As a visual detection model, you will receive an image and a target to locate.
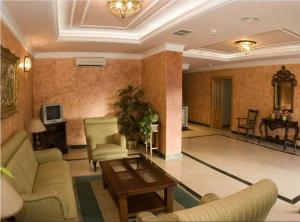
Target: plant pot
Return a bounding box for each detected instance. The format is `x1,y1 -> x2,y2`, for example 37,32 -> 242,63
127,140 -> 137,149
151,123 -> 159,132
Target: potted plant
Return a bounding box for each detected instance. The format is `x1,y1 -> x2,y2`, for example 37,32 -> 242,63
115,85 -> 149,148
138,108 -> 159,149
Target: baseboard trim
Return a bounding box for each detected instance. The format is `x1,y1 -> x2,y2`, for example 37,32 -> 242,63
188,120 -> 210,127
231,130 -> 300,149
164,152 -> 182,160
69,144 -> 86,149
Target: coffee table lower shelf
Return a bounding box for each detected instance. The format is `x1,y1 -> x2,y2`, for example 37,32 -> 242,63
127,192 -> 165,216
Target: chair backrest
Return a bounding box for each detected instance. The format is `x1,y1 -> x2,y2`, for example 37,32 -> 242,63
247,109 -> 259,128
1,130 -> 38,195
83,117 -> 118,146
174,179 -> 278,221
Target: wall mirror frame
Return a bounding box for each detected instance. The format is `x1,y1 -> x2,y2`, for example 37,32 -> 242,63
272,66 -> 297,112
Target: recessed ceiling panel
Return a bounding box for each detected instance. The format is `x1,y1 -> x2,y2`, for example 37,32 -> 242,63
202,29 -> 300,53
72,0 -> 172,30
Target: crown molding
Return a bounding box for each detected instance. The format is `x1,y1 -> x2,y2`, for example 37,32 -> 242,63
184,43 -> 300,62
183,49 -> 229,61
142,43 -> 185,59
1,2 -> 34,55
228,44 -> 300,61
187,56 -> 300,73
34,52 -> 142,59
56,0 -> 233,44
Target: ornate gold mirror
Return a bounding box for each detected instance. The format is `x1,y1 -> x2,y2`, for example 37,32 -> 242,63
272,66 -> 297,112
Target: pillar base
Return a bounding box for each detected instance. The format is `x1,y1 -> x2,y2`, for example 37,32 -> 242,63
164,153 -> 182,160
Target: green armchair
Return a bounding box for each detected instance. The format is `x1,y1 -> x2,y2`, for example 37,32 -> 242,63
83,117 -> 128,171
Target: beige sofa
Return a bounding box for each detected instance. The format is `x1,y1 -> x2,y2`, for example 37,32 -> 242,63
1,130 -> 78,222
137,179 -> 278,221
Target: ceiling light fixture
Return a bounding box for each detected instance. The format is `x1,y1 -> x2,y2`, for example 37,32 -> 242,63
235,40 -> 256,54
106,0 -> 143,19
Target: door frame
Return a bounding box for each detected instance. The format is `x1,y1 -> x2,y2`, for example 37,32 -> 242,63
211,76 -> 233,130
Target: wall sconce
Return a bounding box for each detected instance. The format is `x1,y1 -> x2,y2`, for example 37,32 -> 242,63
24,56 -> 32,72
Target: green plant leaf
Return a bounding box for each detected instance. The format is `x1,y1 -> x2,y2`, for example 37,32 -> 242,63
0,167 -> 13,178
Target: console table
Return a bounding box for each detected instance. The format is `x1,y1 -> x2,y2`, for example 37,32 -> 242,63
33,121 -> 68,154
259,118 -> 299,151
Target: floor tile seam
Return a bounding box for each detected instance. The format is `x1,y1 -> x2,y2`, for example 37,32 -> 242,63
181,151 -> 299,205
219,134 -> 300,156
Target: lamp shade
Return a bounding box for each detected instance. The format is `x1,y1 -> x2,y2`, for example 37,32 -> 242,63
1,176 -> 24,219
28,118 -> 46,133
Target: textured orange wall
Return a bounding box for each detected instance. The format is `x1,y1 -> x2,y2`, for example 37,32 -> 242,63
1,22 -> 34,144
185,64 -> 300,135
142,51 -> 182,157
34,58 -> 142,145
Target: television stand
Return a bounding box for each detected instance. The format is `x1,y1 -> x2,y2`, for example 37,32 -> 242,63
33,121 -> 68,154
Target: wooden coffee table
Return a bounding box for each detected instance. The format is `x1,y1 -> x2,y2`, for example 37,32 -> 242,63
100,156 -> 177,222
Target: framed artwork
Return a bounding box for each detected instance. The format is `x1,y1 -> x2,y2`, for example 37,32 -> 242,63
1,46 -> 19,119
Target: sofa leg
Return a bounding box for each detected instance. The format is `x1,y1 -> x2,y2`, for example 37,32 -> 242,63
93,161 -> 97,172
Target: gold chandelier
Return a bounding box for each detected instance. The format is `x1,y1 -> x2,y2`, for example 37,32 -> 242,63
106,0 -> 143,19
235,40 -> 256,54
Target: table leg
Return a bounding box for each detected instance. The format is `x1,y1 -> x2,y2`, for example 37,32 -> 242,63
164,187 -> 173,213
118,195 -> 128,222
259,121 -> 263,143
284,127 -> 289,150
102,173 -> 108,189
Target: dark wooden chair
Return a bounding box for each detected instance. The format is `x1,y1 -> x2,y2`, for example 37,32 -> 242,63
237,109 -> 259,140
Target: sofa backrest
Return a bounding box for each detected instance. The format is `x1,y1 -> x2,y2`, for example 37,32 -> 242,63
174,179 -> 278,221
1,130 -> 38,194
84,117 -> 118,146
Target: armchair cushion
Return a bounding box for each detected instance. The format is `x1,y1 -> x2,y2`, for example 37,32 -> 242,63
93,144 -> 128,156
111,133 -> 126,148
34,149 -> 63,164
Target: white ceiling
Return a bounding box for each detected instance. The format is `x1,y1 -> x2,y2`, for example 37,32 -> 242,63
2,0 -> 300,71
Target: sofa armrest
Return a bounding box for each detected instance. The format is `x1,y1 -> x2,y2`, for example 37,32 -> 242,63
34,148 -> 62,164
112,133 -> 126,148
19,191 -> 75,221
86,135 -> 96,150
137,211 -> 178,222
199,193 -> 220,205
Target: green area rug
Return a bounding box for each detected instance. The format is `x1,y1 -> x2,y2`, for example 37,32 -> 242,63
74,175 -> 199,222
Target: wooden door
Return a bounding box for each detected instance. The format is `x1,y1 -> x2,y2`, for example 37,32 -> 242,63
212,78 -> 223,129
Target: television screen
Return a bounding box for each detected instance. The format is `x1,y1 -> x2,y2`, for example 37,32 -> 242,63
46,105 -> 61,120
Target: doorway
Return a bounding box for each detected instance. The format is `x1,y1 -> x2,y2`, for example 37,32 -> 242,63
211,77 -> 232,130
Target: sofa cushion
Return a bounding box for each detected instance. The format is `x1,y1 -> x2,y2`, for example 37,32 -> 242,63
93,144 -> 128,155
5,138 -> 38,194
33,160 -> 77,219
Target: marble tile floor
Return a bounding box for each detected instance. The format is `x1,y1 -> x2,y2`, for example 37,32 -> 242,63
66,124 -> 300,221
184,123 -> 300,155
182,135 -> 300,200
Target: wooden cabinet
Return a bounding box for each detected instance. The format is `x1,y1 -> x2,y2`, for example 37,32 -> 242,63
33,121 -> 68,154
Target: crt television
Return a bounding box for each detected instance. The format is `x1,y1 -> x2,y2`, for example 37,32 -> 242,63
40,104 -> 64,124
